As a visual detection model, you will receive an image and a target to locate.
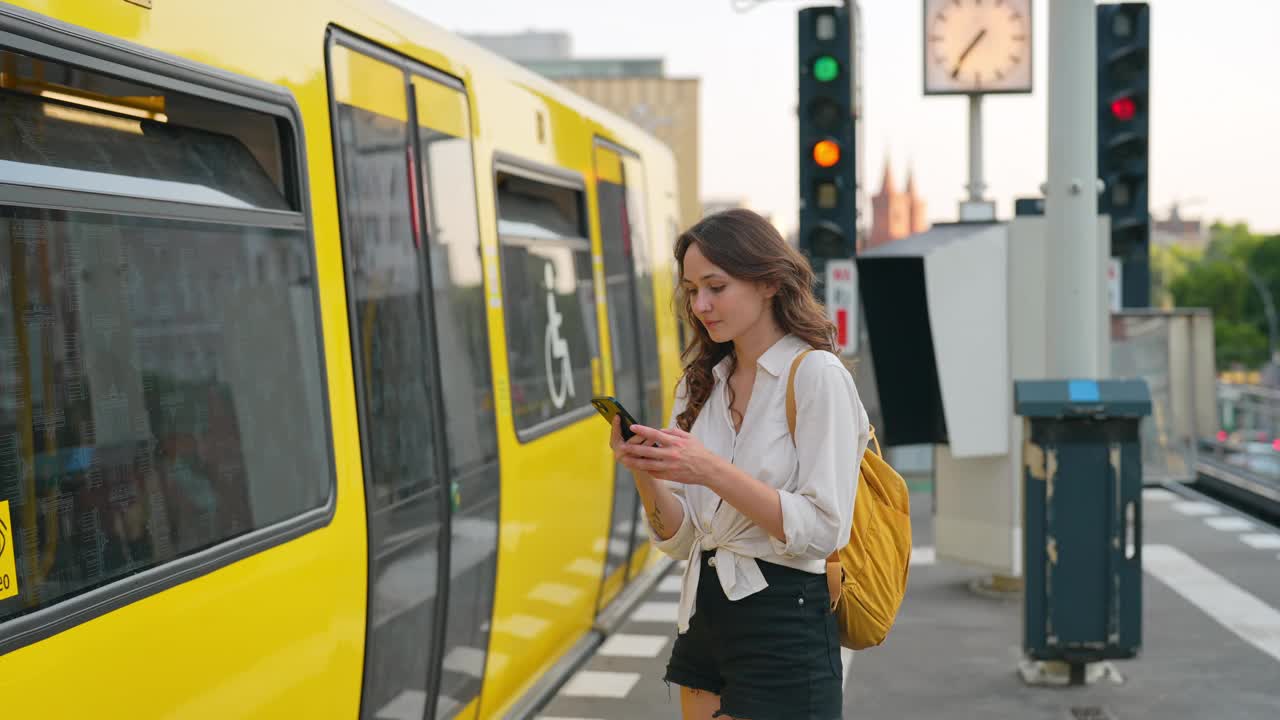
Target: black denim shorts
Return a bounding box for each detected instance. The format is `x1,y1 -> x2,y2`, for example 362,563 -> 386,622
664,551 -> 843,720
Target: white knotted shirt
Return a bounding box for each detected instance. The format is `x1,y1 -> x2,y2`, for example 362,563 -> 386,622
647,334 -> 868,634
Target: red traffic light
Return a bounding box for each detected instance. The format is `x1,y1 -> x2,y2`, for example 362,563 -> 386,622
1110,96 -> 1136,122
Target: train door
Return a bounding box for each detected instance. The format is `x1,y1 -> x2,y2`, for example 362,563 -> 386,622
407,73 -> 501,720
329,33 -> 500,720
593,142 -> 663,606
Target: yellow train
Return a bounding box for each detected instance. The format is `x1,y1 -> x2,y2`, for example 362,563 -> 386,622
0,1 -> 683,717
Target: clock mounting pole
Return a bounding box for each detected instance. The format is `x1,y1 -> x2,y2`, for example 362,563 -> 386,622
959,90 -> 995,221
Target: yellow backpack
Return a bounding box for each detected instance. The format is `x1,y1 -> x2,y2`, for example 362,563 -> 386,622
786,350 -> 912,650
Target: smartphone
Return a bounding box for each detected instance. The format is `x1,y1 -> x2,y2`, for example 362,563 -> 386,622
592,395 -> 640,441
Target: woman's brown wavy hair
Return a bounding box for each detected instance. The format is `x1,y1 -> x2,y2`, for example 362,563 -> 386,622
673,208 -> 837,432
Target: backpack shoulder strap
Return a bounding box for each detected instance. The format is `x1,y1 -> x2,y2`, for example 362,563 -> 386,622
786,348 -> 843,571
785,349 -> 817,442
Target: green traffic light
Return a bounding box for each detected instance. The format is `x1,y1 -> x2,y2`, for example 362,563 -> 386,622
812,55 -> 839,83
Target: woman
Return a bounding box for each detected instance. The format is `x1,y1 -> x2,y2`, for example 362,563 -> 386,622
611,208 -> 869,720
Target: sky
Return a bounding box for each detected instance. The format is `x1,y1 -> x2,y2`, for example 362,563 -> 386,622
394,0 -> 1280,236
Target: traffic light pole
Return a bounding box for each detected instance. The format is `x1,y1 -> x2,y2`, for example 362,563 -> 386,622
1046,0 -> 1105,378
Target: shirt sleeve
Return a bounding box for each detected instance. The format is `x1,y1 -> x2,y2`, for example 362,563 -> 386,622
647,378 -> 696,559
770,352 -> 868,560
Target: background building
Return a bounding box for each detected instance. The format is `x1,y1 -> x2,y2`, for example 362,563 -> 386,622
866,158 -> 928,250
1152,202 -> 1209,251
466,30 -> 701,231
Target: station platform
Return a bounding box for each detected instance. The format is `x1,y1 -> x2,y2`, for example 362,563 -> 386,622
534,483 -> 1280,719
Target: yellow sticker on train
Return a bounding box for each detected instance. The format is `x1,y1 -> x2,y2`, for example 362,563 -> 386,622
0,500 -> 18,600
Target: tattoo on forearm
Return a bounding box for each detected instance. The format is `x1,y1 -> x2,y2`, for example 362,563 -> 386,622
648,506 -> 665,534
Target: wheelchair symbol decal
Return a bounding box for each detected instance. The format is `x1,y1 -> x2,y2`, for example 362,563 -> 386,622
0,500 -> 17,599
544,263 -> 576,410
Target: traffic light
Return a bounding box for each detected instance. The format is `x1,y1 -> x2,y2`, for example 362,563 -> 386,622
798,5 -> 856,282
1097,2 -> 1150,308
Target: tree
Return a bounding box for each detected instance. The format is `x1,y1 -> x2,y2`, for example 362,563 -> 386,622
1167,222 -> 1280,370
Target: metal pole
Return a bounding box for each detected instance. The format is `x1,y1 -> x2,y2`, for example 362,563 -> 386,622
967,94 -> 984,202
1046,0 -> 1101,378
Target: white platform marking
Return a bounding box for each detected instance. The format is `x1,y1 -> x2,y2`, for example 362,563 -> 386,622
910,546 -> 936,566
1172,501 -> 1220,517
482,650 -> 510,676
375,689 -> 426,720
442,645 -> 486,678
435,695 -> 460,717
566,557 -> 599,577
599,633 -> 669,658
658,575 -> 683,594
528,582 -> 583,607
560,670 -> 641,698
494,614 -> 549,640
1142,487 -> 1178,502
631,601 -> 679,624
1143,544 -> 1280,663
1240,533 -> 1280,550
592,537 -> 632,556
1205,516 -> 1256,533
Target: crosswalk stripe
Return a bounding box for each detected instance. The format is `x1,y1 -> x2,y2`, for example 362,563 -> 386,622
561,670 -> 641,698
1240,533 -> 1280,550
1172,500 -> 1219,517
657,575 -> 682,594
1144,544 -> 1280,663
1205,516 -> 1255,532
1142,487 -> 1178,502
631,601 -> 679,624
599,633 -> 669,658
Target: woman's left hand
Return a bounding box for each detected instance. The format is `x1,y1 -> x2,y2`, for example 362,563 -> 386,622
618,425 -> 724,487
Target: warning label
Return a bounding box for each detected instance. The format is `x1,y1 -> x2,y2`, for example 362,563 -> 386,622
0,500 -> 17,600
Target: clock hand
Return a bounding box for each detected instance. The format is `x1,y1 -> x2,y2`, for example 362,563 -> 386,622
951,28 -> 988,79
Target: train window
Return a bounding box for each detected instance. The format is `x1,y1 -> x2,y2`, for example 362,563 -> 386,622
411,77 -> 498,473
495,170 -> 599,438
0,51 -> 329,629
0,49 -> 295,210
620,155 -> 663,430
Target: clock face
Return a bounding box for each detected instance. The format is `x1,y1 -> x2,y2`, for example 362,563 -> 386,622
923,0 -> 1033,95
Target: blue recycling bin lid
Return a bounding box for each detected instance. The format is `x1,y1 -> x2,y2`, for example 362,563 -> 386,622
1014,379 -> 1151,418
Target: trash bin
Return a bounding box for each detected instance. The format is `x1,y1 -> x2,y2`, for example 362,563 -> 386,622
1015,379 -> 1151,682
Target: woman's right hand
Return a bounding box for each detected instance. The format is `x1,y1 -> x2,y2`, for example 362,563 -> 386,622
610,415 -> 650,469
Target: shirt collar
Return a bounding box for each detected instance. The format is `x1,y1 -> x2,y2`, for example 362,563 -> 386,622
711,334 -> 809,382
757,334 -> 810,377
712,354 -> 733,382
